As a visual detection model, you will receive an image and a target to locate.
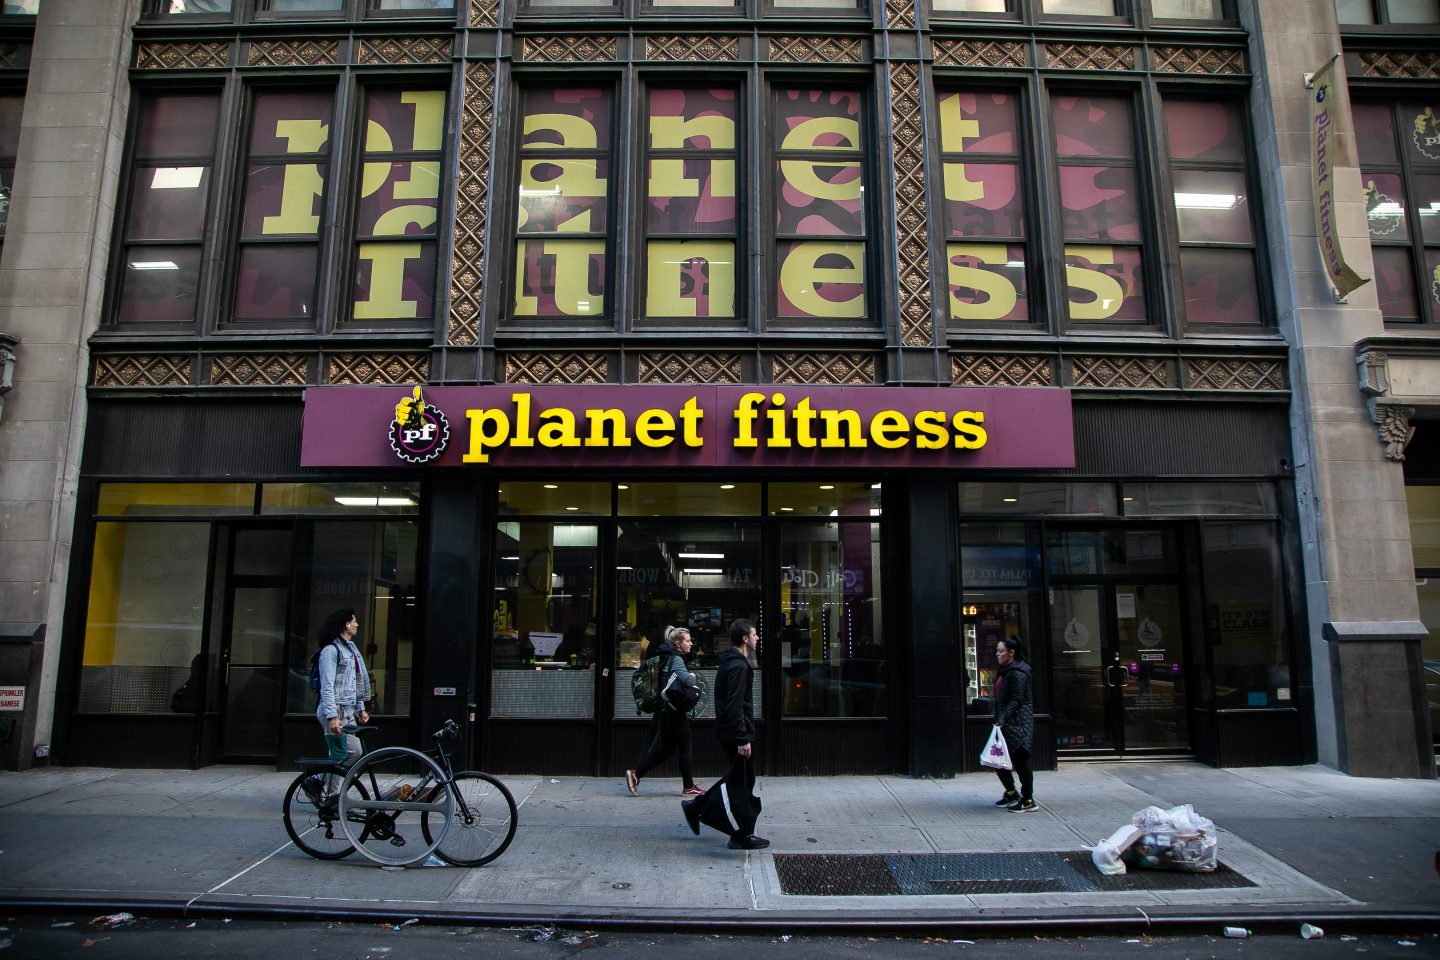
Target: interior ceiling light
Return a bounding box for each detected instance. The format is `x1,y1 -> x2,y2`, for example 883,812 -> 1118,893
1174,192 -> 1240,209
544,484 -> 558,489
683,568 -> 722,574
819,484 -> 835,490
678,552 -> 724,559
334,496 -> 416,507
720,484 -> 735,490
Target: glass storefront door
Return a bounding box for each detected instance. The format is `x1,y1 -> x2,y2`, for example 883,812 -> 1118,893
219,527 -> 291,760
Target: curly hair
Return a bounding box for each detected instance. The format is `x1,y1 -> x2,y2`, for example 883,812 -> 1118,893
317,608 -> 356,647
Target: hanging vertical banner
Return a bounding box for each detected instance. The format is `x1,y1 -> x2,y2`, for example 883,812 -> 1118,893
1310,56 -> 1369,299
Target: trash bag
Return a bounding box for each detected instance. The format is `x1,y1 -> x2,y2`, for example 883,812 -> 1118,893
1124,803 -> 1218,872
1091,823 -> 1145,876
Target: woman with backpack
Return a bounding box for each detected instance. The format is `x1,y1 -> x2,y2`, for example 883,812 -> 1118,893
314,607 -> 371,765
625,626 -> 703,797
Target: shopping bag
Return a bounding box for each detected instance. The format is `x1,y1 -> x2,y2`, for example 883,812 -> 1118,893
979,726 -> 1013,771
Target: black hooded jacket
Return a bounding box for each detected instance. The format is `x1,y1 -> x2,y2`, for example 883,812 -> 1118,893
993,660 -> 1034,753
713,646 -> 755,743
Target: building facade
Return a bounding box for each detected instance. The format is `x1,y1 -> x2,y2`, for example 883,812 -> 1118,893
0,0 -> 1432,778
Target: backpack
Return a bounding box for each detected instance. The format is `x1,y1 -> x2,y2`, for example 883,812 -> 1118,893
308,639 -> 343,695
631,654 -> 665,715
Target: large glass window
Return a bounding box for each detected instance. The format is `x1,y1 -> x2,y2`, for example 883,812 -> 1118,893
1202,522 -> 1291,709
1338,0 -> 1440,23
233,90 -> 333,324
116,93 -> 220,325
941,90 -> 1030,324
772,88 -> 869,325
644,87 -> 739,323
512,87 -> 612,320
960,521 -> 1042,710
491,522 -> 598,717
1163,97 -> 1261,325
959,481 -> 1117,515
1355,99 -> 1440,324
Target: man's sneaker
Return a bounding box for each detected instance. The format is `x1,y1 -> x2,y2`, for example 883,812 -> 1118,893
994,790 -> 1019,807
624,769 -> 639,797
1008,797 -> 1039,813
681,798 -> 701,835
301,774 -> 325,806
727,834 -> 770,850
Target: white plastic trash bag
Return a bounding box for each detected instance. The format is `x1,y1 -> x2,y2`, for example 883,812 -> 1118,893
1125,803 -> 1218,873
979,726 -> 1012,771
1091,823 -> 1145,876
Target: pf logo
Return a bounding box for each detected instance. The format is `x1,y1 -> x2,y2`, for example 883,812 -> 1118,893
389,386 -> 451,464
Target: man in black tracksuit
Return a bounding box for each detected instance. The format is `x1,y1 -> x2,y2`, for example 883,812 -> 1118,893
682,617 -> 767,849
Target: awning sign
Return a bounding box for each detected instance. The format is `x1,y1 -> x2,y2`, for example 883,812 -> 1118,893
1310,57 -> 1369,300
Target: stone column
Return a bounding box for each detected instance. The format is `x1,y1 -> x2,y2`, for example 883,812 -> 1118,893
1240,0 -> 1433,777
0,0 -> 136,768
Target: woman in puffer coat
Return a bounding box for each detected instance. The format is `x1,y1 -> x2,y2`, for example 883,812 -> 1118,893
992,634 -> 1037,812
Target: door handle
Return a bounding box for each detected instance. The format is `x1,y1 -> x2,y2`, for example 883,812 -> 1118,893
1105,664 -> 1128,688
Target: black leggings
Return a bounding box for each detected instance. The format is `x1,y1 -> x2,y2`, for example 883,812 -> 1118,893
994,741 -> 1033,800
635,708 -> 695,788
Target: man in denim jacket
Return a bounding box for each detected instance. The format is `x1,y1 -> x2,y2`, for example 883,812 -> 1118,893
315,607 -> 372,764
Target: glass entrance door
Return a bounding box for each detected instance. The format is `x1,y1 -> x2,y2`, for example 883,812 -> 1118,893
1050,582 -> 1188,755
219,528 -> 291,760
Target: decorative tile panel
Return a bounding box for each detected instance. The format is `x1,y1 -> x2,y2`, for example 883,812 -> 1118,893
638,353 -> 742,384
647,36 -> 740,62
1151,46 -> 1245,75
210,354 -> 309,387
504,352 -> 608,384
890,62 -> 932,348
357,36 -> 452,66
450,61 -> 495,347
1185,358 -> 1285,391
0,42 -> 32,70
92,355 -> 191,388
520,36 -> 618,63
247,39 -> 340,68
768,36 -> 863,64
1356,50 -> 1440,80
135,41 -> 229,70
469,0 -> 499,27
886,0 -> 916,30
326,353 -> 428,385
952,354 -> 1053,387
1045,43 -> 1136,71
1071,356 -> 1168,389
933,39 -> 1027,69
771,353 -> 876,385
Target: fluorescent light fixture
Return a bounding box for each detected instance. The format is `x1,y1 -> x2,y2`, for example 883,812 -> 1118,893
565,506 -> 579,511
519,186 -> 562,196
779,506 -> 794,512
334,496 -> 417,507
720,484 -> 735,490
683,568 -> 722,574
1002,497 -> 1018,503
830,509 -> 839,517
819,484 -> 835,490
617,484 -> 629,490
1369,202 -> 1404,217
616,566 -> 633,571
130,260 -> 179,271
151,166 -> 204,190
544,484 -> 558,489
1005,261 -> 1025,269
871,483 -> 882,489
501,556 -> 519,561
1174,192 -> 1240,210
678,552 -> 724,559
869,508 -> 881,516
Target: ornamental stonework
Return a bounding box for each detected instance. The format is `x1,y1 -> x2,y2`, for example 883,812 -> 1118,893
520,36 -> 618,63
771,353 -> 875,386
886,0 -> 916,30
135,41 -> 230,70
768,36 -> 863,64
247,39 -> 340,68
505,352 -> 608,384
92,355 -> 191,388
357,36 -> 452,66
1071,356 -> 1168,389
449,61 -> 495,347
326,353 -> 428,385
469,0 -> 499,27
1045,43 -> 1136,71
1357,50 -> 1440,79
952,354 -> 1053,387
933,39 -> 1026,69
210,354 -> 310,387
638,353 -> 742,384
647,36 -> 740,62
890,61 -> 932,348
1152,46 -> 1246,76
1186,358 -> 1285,392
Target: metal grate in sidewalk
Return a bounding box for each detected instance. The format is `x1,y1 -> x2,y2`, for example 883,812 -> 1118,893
773,853 -> 1257,897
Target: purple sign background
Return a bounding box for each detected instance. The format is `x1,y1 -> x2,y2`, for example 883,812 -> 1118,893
301,385 -> 1075,469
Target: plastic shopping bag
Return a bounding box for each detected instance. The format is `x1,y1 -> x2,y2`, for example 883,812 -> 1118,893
979,726 -> 1013,771
1091,823 -> 1144,876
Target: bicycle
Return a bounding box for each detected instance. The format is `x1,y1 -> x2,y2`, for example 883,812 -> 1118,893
282,720 -> 517,868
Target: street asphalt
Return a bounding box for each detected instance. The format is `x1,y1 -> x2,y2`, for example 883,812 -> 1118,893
0,761 -> 1435,933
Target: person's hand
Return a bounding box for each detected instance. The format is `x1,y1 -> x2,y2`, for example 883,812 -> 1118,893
738,742 -> 752,758
327,716 -> 342,734
358,709 -> 369,723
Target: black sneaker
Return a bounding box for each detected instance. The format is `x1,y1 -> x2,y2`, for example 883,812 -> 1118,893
681,797 -> 701,836
994,790 -> 1019,808
301,774 -> 325,806
1008,797 -> 1038,813
727,834 -> 770,850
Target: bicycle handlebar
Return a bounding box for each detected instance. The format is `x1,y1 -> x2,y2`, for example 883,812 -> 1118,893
433,719 -> 459,740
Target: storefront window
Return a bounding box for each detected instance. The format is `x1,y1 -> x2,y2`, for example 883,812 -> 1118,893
97,482 -> 255,516
261,480 -> 419,514
498,481 -> 610,516
960,521 -> 1041,710
1122,481 -> 1276,516
1047,527 -> 1177,576
79,521 -> 210,713
1202,522 -> 1291,709
617,482 -> 759,517
959,481 -> 1116,515
780,521 -> 884,717
768,481 -> 879,517
612,520 -> 761,718
491,521 -> 598,717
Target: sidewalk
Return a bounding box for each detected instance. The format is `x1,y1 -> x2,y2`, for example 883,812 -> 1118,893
0,762 -> 1435,931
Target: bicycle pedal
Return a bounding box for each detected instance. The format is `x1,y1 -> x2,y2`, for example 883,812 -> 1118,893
389,835 -> 407,847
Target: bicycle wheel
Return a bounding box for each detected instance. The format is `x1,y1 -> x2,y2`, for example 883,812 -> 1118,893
338,746 -> 454,867
422,772 -> 519,867
282,770 -> 368,860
